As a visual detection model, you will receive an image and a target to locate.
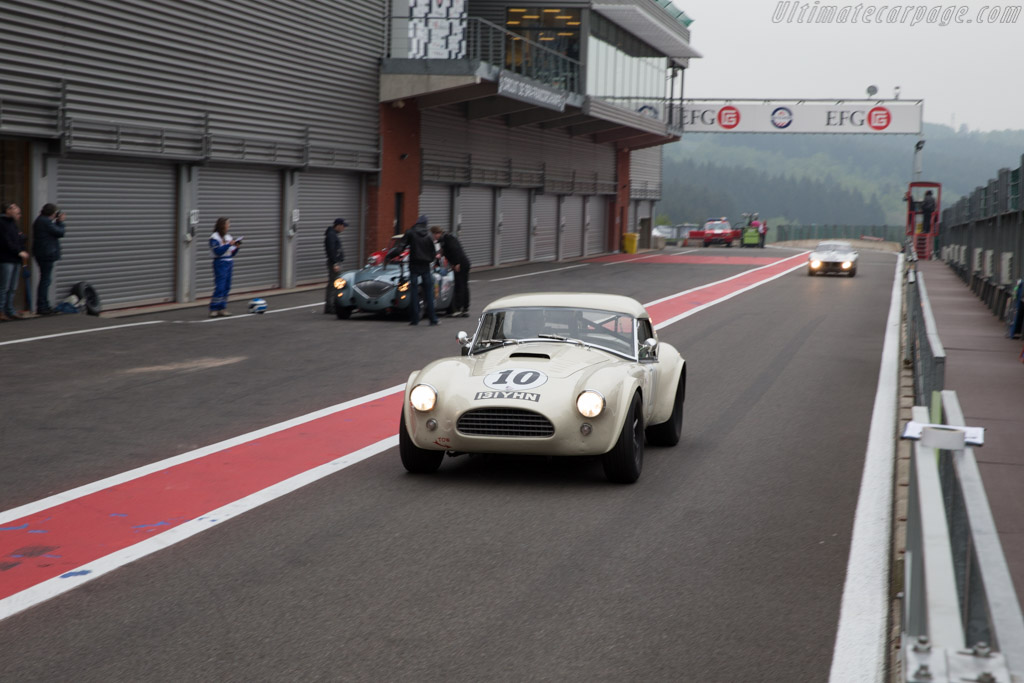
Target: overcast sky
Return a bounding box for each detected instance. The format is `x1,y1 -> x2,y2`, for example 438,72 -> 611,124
679,0 -> 1022,132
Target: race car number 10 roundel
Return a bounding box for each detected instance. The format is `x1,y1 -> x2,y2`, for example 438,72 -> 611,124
483,369 -> 548,391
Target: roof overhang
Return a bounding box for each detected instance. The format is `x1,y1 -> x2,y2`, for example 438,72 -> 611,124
592,0 -> 703,60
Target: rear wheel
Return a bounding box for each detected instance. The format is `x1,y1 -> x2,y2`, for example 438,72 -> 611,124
603,393 -> 643,484
399,411 -> 444,473
646,377 -> 684,447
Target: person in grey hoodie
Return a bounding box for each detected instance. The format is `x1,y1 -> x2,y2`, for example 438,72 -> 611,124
31,203 -> 67,315
388,215 -> 439,326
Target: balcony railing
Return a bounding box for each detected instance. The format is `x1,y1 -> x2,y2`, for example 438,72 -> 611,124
386,15 -> 581,94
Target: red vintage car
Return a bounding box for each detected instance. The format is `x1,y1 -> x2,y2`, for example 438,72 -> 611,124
689,218 -> 740,248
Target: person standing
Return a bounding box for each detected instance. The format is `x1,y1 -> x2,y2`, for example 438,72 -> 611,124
208,217 -> 241,318
389,214 -> 439,326
757,220 -> 768,249
324,217 -> 348,314
0,202 -> 30,321
31,203 -> 67,315
921,190 -> 936,233
430,225 -> 471,317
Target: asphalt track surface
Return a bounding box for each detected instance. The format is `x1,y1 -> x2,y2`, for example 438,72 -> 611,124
0,246 -> 898,682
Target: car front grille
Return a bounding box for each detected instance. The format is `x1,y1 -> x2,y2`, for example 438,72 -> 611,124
355,280 -> 394,298
457,408 -> 555,438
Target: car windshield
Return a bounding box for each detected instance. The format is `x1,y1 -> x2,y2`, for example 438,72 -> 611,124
472,307 -> 636,357
703,221 -> 730,230
816,241 -> 851,251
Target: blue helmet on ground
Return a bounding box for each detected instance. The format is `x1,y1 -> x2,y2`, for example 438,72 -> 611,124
248,298 -> 268,314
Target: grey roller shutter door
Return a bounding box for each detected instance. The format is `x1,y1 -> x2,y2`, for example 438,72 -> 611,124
561,195 -> 584,259
587,196 -> 608,256
458,186 -> 494,267
499,189 -> 529,264
534,194 -> 558,262
196,165 -> 281,297
55,157 -> 176,307
296,170 -> 360,284
420,185 -> 453,233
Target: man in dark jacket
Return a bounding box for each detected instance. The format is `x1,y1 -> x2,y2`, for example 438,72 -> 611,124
389,215 -> 439,326
920,190 -> 936,233
324,217 -> 347,314
430,225 -> 471,317
32,203 -> 67,315
1,202 -> 30,321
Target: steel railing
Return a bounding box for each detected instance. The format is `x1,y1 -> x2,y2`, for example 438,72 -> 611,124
905,269 -> 947,408
386,15 -> 581,94
903,398 -> 1024,682
901,265 -> 1024,682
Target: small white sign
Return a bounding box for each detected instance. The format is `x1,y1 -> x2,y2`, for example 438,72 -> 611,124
902,420 -> 984,447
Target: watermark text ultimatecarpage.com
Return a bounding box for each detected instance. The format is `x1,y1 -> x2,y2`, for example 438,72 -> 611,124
772,2 -> 1021,25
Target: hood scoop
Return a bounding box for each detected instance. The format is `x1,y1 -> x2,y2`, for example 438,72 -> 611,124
509,352 -> 550,359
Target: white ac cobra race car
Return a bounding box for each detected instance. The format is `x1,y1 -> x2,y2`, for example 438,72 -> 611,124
399,293 -> 686,483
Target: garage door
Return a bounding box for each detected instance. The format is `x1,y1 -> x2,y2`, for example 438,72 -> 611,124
420,184 -> 453,233
458,186 -> 494,267
560,195 -> 584,259
586,196 -> 608,256
55,157 -> 176,307
196,166 -> 282,297
296,170 -> 360,284
499,188 -> 529,264
533,194 -> 558,262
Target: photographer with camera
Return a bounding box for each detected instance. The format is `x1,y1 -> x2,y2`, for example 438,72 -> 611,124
31,203 -> 67,315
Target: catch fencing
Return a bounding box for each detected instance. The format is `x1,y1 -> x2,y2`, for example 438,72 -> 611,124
772,224 -> 904,243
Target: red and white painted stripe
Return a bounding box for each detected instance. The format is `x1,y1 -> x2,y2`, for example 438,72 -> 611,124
0,253 -> 807,620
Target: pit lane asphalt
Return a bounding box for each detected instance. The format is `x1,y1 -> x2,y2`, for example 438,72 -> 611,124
0,246 -> 898,681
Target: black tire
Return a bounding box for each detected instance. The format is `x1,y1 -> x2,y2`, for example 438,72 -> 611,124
71,282 -> 102,315
602,392 -> 643,484
848,268 -> 857,278
807,268 -> 815,277
702,241 -> 709,248
399,411 -> 443,474
646,376 -> 684,447
335,305 -> 353,320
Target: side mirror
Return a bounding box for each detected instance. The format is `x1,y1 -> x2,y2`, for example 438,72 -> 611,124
640,338 -> 658,358
457,331 -> 471,347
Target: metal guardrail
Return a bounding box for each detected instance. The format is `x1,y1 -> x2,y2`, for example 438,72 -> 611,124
386,15 -> 581,94
773,224 -> 904,243
905,270 -> 947,407
901,269 -> 1024,682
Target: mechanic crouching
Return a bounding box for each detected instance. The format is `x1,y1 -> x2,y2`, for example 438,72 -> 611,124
388,214 -> 440,326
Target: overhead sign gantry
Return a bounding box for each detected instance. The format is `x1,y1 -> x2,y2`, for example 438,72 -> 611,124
680,99 -> 922,134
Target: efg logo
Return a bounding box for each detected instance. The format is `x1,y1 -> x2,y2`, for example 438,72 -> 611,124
770,106 -> 793,129
717,106 -> 740,129
867,106 -> 892,131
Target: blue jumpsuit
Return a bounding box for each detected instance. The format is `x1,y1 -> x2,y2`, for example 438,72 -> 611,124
209,232 -> 239,312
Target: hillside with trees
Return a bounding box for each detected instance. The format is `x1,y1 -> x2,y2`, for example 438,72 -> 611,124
658,123 -> 1024,227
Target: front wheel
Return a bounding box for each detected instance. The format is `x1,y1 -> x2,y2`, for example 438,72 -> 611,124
335,305 -> 353,320
603,393 -> 643,484
399,411 -> 444,473
848,268 -> 857,277
646,377 -> 684,447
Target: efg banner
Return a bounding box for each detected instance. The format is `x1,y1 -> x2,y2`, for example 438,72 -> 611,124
679,99 -> 922,134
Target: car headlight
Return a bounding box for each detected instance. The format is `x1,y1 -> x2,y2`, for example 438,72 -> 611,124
409,384 -> 437,412
576,390 -> 605,418
810,260 -> 822,269
334,277 -> 347,290
841,261 -> 852,269
398,281 -> 410,292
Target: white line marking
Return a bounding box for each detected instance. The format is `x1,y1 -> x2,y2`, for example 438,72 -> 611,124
486,264 -> 588,282
651,255 -> 810,329
602,253 -> 664,266
828,255 -> 903,683
0,435 -> 398,622
192,301 -> 321,322
0,383 -> 405,526
0,320 -> 165,347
